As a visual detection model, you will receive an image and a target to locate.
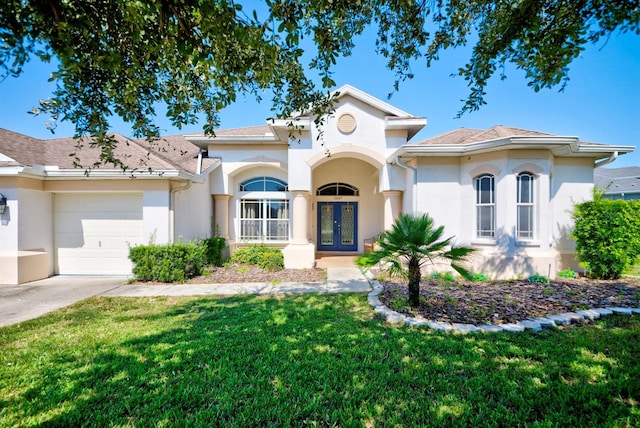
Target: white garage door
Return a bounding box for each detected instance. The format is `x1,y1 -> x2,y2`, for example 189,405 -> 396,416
54,193 -> 144,275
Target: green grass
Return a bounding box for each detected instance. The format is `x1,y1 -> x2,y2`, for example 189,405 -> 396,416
624,257 -> 640,276
1,294 -> 639,427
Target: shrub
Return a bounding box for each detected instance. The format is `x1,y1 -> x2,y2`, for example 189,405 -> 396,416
429,271 -> 456,281
470,272 -> 489,282
229,245 -> 284,271
201,237 -> 226,266
557,268 -> 577,279
572,195 -> 640,279
129,241 -> 206,283
528,273 -> 548,284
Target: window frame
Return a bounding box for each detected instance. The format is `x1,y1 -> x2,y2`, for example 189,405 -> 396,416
516,172 -> 535,240
474,174 -> 495,239
238,176 -> 290,242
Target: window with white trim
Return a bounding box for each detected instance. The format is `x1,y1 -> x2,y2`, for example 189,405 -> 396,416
475,174 -> 495,238
239,177 -> 289,241
516,172 -> 535,239
239,176 -> 288,192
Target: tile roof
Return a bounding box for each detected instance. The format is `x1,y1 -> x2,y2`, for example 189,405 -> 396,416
414,125 -> 552,146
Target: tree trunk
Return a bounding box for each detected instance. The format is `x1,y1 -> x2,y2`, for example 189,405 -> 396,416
407,257 -> 421,307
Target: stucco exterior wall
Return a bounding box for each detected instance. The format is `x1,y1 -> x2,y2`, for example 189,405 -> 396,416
551,157 -> 595,269
416,157 -> 462,241
173,178 -> 213,242
0,178 -> 51,283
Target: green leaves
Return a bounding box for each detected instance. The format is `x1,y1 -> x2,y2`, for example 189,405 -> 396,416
357,213 -> 475,306
2,1 -> 638,167
571,198 -> 640,279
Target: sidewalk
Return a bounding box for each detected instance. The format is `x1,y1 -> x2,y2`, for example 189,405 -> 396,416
0,268 -> 371,327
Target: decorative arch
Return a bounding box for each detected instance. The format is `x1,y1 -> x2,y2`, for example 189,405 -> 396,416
306,143 -> 385,170
468,164 -> 501,179
512,162 -> 544,176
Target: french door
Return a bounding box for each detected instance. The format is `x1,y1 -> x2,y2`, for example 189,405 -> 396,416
317,202 -> 358,252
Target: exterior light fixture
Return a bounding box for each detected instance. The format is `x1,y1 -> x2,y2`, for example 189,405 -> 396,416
0,193 -> 7,214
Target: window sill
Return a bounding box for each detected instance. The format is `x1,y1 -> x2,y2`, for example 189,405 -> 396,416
515,240 -> 541,247
471,238 -> 496,246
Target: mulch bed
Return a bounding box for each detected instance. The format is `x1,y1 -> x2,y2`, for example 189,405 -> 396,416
187,263 -> 327,284
378,275 -> 640,325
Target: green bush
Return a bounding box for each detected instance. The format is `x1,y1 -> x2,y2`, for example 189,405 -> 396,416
201,237 -> 226,266
470,272 -> 489,282
229,245 -> 284,271
557,268 -> 577,279
572,195 -> 640,279
129,242 -> 206,283
528,273 -> 548,284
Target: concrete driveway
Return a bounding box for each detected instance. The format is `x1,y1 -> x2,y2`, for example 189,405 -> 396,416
0,276 -> 127,328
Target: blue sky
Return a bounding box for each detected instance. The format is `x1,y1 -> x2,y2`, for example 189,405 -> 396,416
0,27 -> 638,167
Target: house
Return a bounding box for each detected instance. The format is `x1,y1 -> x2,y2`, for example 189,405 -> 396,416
0,85 -> 634,284
594,166 -> 640,200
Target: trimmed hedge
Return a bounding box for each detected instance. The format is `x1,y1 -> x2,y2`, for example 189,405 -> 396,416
572,196 -> 640,279
129,241 -> 207,283
202,237 -> 226,267
228,245 -> 284,271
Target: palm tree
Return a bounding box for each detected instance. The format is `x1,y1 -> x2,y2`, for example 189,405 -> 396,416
358,213 -> 476,307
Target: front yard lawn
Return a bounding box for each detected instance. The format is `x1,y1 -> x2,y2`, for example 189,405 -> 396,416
1,293 -> 639,427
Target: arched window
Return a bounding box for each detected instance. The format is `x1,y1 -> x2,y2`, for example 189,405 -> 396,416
517,172 -> 535,239
475,174 -> 495,238
239,177 -> 288,192
238,176 -> 289,241
316,182 -> 359,196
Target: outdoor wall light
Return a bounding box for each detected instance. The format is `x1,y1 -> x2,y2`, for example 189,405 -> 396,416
0,193 -> 7,214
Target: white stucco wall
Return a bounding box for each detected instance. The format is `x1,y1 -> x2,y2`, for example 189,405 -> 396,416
142,190 -> 170,244
18,188 -> 53,255
0,184 -> 17,252
551,157 -> 595,255
415,157 -> 462,241
173,178 -> 213,242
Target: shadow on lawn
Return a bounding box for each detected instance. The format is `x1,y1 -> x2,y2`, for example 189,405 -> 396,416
4,294 -> 640,427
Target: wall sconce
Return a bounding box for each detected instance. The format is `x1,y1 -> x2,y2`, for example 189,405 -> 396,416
0,193 -> 7,214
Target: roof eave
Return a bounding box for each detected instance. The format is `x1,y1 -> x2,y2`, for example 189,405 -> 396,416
385,117 -> 428,140
393,137 -> 634,160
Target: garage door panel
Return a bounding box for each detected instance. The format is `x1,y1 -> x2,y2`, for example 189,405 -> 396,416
54,193 -> 144,275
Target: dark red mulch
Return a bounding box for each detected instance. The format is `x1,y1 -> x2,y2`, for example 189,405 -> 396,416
378,275 -> 640,325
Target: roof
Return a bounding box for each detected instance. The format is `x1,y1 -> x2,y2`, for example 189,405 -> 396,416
397,124 -> 633,161
0,128 -> 207,175
595,166 -> 640,195
414,125 -> 552,146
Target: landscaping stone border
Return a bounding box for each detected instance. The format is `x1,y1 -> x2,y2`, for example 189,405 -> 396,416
364,275 -> 640,334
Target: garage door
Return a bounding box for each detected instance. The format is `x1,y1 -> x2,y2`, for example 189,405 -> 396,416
54,193 -> 144,275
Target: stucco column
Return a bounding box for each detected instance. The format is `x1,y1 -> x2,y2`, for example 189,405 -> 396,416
291,191 -> 310,244
382,190 -> 402,230
213,194 -> 231,240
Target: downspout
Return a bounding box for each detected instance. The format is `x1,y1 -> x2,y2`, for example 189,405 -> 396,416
594,151 -> 618,168
394,155 -> 417,213
169,180 -> 192,243
196,148 -> 203,175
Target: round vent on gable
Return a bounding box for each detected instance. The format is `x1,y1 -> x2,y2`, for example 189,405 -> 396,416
337,113 -> 357,134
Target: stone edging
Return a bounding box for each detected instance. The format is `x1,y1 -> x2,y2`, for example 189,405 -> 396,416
365,277 -> 640,334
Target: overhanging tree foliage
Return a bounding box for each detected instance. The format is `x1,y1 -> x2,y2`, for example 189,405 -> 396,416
1,1 -> 638,167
